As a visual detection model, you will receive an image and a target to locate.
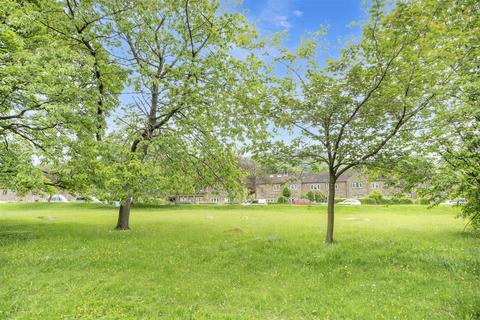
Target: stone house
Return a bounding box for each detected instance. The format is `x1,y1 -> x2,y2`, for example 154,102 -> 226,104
171,187 -> 232,204
254,171 -> 397,202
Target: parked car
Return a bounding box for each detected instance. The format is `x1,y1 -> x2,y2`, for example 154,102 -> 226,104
47,194 -> 68,202
252,199 -> 267,205
441,198 -> 467,205
75,197 -> 101,203
338,199 -> 361,206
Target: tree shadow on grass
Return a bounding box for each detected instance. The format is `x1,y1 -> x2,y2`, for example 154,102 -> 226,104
0,223 -> 37,246
0,219 -> 117,247
455,230 -> 480,240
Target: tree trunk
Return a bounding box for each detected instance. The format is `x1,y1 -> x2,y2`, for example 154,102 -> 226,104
116,196 -> 132,230
325,172 -> 336,243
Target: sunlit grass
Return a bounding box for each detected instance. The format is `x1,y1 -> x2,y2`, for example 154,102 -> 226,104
0,203 -> 479,319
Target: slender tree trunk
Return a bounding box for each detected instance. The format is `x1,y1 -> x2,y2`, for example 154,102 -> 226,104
325,171 -> 336,243
116,196 -> 132,230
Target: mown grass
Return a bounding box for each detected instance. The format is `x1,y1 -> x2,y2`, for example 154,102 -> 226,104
0,203 -> 479,319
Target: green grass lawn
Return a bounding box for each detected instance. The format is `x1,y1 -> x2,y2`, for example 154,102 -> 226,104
0,203 -> 479,319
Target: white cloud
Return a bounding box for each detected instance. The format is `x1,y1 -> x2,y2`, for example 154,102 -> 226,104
292,10 -> 303,18
274,15 -> 292,29
258,0 -> 294,31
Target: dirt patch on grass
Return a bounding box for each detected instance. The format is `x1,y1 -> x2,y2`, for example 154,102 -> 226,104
37,216 -> 57,220
341,217 -> 370,221
225,227 -> 243,234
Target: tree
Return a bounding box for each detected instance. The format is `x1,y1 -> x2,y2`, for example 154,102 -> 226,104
262,0 -> 473,243
363,0 -> 480,230
53,0 -> 268,229
0,0 -> 124,193
1,0 -> 63,186
429,0 -> 479,230
434,110 -> 480,230
380,0 -> 480,229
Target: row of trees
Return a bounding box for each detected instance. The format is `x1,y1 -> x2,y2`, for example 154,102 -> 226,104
1,0 -> 478,242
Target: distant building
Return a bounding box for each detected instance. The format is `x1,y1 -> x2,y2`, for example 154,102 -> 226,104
254,171 -> 405,202
1,171 -> 411,204
170,187 -> 231,204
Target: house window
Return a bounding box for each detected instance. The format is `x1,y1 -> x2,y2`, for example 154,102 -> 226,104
311,184 -> 321,190
352,182 -> 364,188
289,184 -> 297,190
371,182 -> 380,189
212,197 -> 219,203
273,184 -> 280,191
2,190 -> 7,195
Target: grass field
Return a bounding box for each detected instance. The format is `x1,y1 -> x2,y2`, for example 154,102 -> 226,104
0,203 -> 479,319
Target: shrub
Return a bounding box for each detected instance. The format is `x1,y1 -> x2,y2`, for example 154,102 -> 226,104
461,191 -> 480,231
390,195 -> 413,204
277,196 -> 287,204
368,191 -> 384,203
417,198 -> 430,205
282,187 -> 292,198
306,191 -> 326,202
359,197 -> 377,205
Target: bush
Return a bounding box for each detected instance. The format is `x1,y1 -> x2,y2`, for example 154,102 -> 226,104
334,198 -> 346,203
461,191 -> 480,231
277,196 -> 287,204
368,191 -> 384,203
390,195 -> 413,204
358,192 -> 414,205
306,191 -> 326,203
417,198 -> 430,205
282,187 -> 292,198
359,197 -> 377,205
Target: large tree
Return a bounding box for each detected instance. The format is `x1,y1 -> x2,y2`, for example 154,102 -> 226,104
429,0 -> 479,230
53,0 -> 269,229
0,0 -> 98,192
1,0 -> 128,197
374,0 -> 480,230
262,0 -> 474,243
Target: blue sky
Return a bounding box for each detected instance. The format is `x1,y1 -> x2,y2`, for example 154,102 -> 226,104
230,0 -> 369,144
239,0 -> 368,59
118,0 -> 368,116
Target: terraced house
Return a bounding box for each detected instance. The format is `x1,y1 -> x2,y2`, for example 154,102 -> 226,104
254,171 -> 398,202
171,188 -> 230,204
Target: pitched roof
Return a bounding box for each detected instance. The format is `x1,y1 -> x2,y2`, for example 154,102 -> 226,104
299,171 -> 356,183
255,174 -> 296,185
255,171 -> 357,185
